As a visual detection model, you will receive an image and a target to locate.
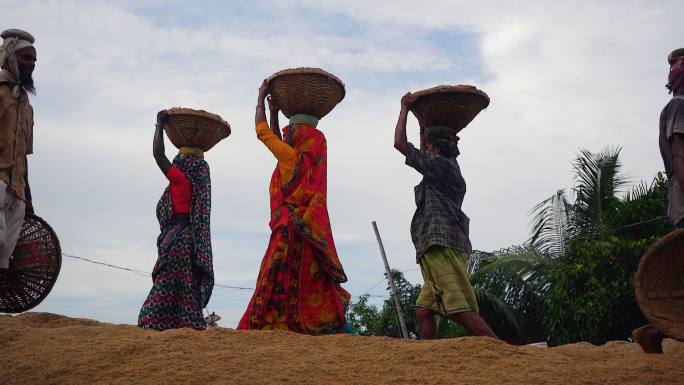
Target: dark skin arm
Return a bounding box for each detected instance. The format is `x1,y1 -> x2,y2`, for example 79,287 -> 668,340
671,133 -> 684,196
153,109 -> 172,176
154,110 -> 190,226
267,96 -> 282,140
394,92 -> 415,155
24,157 -> 33,214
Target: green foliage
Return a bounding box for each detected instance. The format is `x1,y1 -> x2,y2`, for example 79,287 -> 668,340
378,269 -> 421,339
545,238 -> 656,346
541,158 -> 672,346
346,294 -> 382,336
470,247 -> 557,342
346,269 -> 421,339
474,147 -> 672,346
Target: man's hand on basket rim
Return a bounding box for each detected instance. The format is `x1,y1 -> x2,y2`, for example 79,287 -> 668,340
156,109 -> 168,125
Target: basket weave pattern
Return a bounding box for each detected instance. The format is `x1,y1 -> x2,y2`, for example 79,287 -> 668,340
267,68 -> 345,119
410,85 -> 490,133
635,228 -> 684,342
0,215 -> 61,314
164,108 -> 231,152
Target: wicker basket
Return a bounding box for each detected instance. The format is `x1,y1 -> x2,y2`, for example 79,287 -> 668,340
635,228 -> 684,342
410,85 -> 490,133
267,68 -> 345,119
164,108 -> 231,152
0,214 -> 61,314
668,48 -> 684,66
1,29 -> 35,43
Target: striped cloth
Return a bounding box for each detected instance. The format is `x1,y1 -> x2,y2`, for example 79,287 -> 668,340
416,245 -> 478,316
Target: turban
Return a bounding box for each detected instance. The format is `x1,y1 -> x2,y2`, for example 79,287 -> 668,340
424,126 -> 460,158
13,39 -> 33,52
668,56 -> 684,94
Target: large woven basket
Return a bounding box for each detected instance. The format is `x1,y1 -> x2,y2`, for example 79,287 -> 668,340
267,68 -> 345,119
410,85 -> 490,133
635,228 -> 684,342
668,48 -> 684,66
0,214 -> 61,313
164,108 -> 231,152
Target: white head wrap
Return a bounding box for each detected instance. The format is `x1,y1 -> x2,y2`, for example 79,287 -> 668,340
13,39 -> 33,52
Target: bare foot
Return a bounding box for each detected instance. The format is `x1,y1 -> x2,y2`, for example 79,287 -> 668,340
633,324 -> 665,354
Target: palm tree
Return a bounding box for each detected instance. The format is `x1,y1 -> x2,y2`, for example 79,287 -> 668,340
467,146 -> 628,343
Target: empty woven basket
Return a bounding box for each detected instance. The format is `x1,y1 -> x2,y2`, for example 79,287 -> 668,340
267,68 -> 345,119
410,85 -> 490,133
635,228 -> 684,342
0,214 -> 61,313
164,108 -> 231,152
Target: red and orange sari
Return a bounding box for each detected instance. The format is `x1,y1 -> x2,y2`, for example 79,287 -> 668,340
238,123 -> 350,335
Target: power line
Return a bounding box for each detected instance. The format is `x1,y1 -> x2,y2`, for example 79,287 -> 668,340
63,254 -> 150,277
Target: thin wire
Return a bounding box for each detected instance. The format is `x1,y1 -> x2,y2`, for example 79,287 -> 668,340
62,254 -> 150,277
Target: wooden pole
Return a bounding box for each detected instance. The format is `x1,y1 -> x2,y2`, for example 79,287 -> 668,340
372,221 -> 410,339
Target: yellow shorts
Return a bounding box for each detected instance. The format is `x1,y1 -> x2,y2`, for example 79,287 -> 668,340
416,245 -> 479,316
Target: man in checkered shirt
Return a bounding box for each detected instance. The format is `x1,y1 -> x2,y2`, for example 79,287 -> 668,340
394,92 -> 497,340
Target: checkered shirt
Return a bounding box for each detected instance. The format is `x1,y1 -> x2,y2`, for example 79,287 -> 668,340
659,96 -> 684,226
405,143 -> 471,262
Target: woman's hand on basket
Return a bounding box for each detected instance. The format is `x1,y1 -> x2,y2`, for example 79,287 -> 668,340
157,109 -> 168,125
267,96 -> 279,114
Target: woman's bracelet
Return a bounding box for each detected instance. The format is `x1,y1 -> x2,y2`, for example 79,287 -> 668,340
155,123 -> 163,127
256,104 -> 265,110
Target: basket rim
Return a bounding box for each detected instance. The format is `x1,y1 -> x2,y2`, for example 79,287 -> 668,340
166,107 -> 230,128
267,67 -> 346,99
635,228 -> 684,341
0,213 -> 62,314
411,85 -> 490,107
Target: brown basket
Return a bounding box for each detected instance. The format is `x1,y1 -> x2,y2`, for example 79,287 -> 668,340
635,228 -> 684,342
267,68 -> 345,119
164,108 -> 231,152
1,29 -> 35,43
0,214 -> 61,314
410,85 -> 490,133
668,48 -> 684,66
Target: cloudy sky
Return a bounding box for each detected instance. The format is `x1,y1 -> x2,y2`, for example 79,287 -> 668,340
2,0 -> 682,327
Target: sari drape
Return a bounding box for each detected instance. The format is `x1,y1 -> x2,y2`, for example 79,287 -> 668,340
138,154 -> 214,331
238,123 -> 350,335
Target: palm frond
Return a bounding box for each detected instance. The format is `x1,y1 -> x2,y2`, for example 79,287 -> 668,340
571,146 -> 627,239
528,190 -> 573,258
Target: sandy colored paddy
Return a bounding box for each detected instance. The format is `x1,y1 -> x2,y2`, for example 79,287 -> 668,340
1,312 -> 683,384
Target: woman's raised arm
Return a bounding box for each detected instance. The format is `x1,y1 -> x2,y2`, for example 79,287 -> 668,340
153,109 -> 172,175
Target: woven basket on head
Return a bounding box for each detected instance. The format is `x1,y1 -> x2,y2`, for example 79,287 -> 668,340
668,48 -> 684,66
635,228 -> 684,342
164,108 -> 231,152
410,85 -> 490,133
0,214 -> 61,314
267,68 -> 345,119
1,29 -> 35,43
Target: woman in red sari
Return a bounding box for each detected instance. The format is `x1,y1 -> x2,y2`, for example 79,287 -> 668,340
238,80 -> 351,335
